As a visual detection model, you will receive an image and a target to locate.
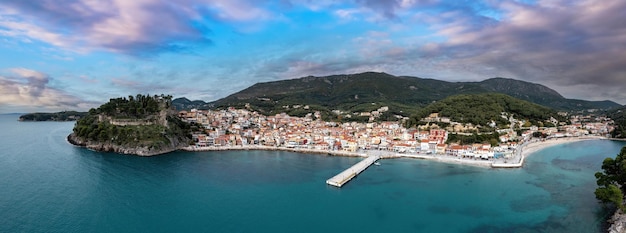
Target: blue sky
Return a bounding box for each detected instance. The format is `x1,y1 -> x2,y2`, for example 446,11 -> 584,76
1,0 -> 625,113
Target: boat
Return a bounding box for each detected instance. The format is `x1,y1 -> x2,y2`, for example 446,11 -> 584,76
374,162 -> 381,166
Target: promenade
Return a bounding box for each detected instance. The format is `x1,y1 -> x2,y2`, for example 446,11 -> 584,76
183,136 -> 606,187
182,145 -> 366,157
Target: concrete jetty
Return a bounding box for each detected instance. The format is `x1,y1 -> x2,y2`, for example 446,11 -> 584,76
326,155 -> 381,187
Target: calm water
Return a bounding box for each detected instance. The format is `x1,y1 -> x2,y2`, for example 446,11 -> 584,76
1,114 -> 625,233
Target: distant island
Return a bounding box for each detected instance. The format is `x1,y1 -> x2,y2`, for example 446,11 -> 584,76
19,111 -> 87,121
67,94 -> 198,156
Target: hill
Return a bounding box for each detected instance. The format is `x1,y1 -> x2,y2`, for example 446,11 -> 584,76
478,78 -> 619,110
410,93 -> 565,128
67,94 -> 197,156
208,72 -> 618,119
608,105 -> 626,138
172,97 -> 212,111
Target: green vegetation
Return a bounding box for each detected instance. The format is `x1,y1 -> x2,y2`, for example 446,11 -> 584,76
172,97 -> 212,111
409,93 -> 565,128
447,132 -> 501,146
94,94 -> 172,119
595,146 -> 626,211
19,111 -> 87,121
71,94 -> 196,151
478,77 -> 620,111
198,72 -> 619,121
607,106 -> 626,138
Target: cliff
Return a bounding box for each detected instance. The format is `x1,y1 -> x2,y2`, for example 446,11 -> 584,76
68,94 -> 196,156
67,133 -> 180,156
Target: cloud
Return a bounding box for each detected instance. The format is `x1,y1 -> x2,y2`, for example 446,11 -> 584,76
0,68 -> 98,112
271,0 -> 626,103
110,77 -> 173,94
416,0 -> 626,102
0,0 -> 272,54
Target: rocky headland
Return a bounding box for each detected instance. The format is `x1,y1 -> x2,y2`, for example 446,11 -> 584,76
67,132 -> 182,156
67,94 -> 196,156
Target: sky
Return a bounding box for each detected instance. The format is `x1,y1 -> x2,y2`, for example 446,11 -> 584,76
0,0 -> 625,113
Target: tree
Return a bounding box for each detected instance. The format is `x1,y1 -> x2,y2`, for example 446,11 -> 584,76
595,146 -> 626,210
595,184 -> 624,210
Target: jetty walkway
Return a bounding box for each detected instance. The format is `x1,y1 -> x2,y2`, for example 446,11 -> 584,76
326,155 -> 381,187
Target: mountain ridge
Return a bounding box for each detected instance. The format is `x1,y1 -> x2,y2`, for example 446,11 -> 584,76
176,72 -> 619,118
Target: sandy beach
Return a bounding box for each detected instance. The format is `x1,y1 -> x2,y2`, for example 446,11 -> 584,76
519,136 -> 606,159
488,136 -> 608,168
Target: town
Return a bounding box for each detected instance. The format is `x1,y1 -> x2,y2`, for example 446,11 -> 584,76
178,106 -> 615,164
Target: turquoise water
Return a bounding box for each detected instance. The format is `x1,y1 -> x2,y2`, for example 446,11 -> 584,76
1,114 -> 625,233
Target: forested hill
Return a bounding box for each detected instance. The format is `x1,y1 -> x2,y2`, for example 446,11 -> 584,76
608,105 -> 626,138
478,78 -> 619,110
67,94 -> 197,156
205,72 -> 618,118
172,97 -> 212,111
410,93 -> 565,128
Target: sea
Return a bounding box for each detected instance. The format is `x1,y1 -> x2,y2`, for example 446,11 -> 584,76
1,114 -> 625,233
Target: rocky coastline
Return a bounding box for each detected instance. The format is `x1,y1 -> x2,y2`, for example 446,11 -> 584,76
67,133 -> 179,156
608,209 -> 626,233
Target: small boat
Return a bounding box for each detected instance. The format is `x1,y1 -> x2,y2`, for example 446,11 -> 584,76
374,162 -> 381,166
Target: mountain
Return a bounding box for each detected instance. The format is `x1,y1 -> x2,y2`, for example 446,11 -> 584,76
172,97 -> 211,110
211,72 -> 480,119
478,78 -> 619,110
67,94 -> 196,156
209,72 -> 619,118
411,93 -> 565,128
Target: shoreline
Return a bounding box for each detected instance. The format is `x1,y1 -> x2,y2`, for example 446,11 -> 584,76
519,136 -> 606,159
180,136 -> 608,168
490,136 -> 606,168
181,145 -> 368,157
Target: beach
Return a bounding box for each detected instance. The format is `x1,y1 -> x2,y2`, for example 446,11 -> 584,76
519,136 -> 606,159
487,136 -> 608,168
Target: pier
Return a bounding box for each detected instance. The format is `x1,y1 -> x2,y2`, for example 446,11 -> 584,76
326,155 -> 381,187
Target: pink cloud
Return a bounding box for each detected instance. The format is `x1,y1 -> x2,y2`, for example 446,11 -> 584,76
0,68 -> 98,111
0,0 -> 272,54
